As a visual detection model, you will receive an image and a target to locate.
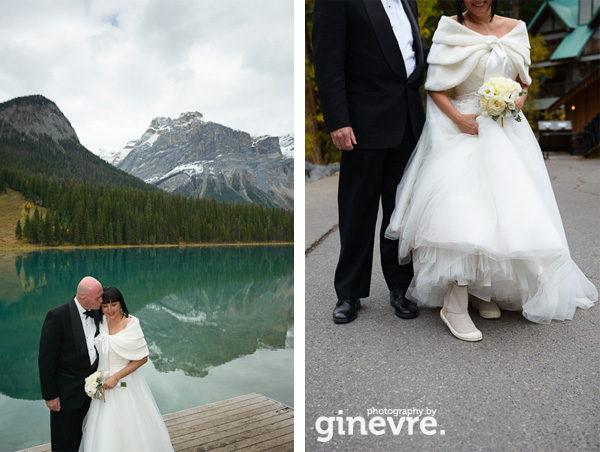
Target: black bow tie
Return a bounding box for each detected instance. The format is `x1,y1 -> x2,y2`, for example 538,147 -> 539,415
83,310 -> 95,319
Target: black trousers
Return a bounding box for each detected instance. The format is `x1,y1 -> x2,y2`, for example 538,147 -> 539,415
334,126 -> 416,300
50,398 -> 91,452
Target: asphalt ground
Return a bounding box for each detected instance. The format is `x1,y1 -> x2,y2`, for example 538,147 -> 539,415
304,154 -> 600,451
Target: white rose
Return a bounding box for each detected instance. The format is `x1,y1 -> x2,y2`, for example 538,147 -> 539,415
488,99 -> 506,117
478,83 -> 493,97
480,97 -> 491,116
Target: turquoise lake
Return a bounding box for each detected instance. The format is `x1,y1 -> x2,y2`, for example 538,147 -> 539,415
0,246 -> 293,451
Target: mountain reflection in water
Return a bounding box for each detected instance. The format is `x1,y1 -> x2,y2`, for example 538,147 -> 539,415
0,246 -> 293,400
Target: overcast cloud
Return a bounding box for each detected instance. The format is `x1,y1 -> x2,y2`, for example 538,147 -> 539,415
0,0 -> 293,154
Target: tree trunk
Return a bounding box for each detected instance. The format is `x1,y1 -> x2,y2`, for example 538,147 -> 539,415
511,0 -> 520,20
305,20 -> 324,164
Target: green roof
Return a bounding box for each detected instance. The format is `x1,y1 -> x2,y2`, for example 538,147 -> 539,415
548,0 -> 579,28
551,24 -> 596,59
528,0 -> 600,30
529,0 -> 578,31
528,0 -> 600,61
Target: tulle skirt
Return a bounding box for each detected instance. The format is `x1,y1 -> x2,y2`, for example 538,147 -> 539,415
385,94 -> 597,323
79,370 -> 174,452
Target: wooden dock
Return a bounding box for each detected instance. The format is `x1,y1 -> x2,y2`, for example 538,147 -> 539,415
18,393 -> 294,452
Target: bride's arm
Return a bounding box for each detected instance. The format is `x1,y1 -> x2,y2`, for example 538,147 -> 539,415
515,75 -> 528,111
103,357 -> 148,390
429,90 -> 479,135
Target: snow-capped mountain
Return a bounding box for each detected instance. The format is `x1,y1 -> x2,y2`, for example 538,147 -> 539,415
279,133 -> 294,159
109,112 -> 293,209
96,147 -> 127,166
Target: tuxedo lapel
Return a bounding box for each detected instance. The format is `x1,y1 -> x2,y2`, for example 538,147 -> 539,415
401,0 -> 425,82
363,0 -> 407,80
68,298 -> 91,368
93,311 -> 100,337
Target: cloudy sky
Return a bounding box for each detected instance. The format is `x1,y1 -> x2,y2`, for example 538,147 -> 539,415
0,0 -> 293,154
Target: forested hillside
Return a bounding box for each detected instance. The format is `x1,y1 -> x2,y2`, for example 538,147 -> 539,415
1,168 -> 293,245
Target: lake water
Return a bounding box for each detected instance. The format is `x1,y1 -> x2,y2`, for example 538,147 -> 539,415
0,246 -> 293,451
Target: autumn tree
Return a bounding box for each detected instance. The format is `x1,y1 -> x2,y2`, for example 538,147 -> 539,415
523,33 -> 555,132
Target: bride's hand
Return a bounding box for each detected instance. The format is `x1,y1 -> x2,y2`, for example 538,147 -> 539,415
103,375 -> 119,390
516,93 -> 526,112
455,113 -> 479,135
515,77 -> 527,112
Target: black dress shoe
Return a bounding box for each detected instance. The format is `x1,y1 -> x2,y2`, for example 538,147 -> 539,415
390,289 -> 418,319
333,299 -> 361,324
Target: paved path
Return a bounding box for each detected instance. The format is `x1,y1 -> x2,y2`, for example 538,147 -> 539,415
305,154 -> 600,451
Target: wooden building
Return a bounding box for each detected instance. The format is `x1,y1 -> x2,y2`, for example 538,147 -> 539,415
528,0 -> 600,133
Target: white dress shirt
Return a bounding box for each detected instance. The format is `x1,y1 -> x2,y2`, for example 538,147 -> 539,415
381,0 -> 416,78
74,297 -> 97,365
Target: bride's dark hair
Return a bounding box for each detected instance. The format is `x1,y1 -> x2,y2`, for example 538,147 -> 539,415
456,0 -> 499,24
101,286 -> 130,322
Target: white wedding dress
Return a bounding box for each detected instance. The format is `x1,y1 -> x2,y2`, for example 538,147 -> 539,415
385,17 -> 597,323
79,316 -> 174,452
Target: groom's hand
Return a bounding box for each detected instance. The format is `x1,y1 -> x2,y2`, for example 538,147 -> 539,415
45,397 -> 60,411
330,127 -> 357,151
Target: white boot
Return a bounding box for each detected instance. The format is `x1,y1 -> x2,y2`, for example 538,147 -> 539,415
470,295 -> 501,319
440,283 -> 482,342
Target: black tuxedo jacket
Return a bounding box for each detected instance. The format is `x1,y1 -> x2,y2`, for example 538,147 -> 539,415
38,297 -> 99,410
312,0 -> 427,149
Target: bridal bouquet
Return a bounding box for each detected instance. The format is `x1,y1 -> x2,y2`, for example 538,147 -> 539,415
84,371 -> 105,403
478,77 -> 526,126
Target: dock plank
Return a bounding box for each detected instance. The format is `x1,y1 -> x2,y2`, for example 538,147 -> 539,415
209,425 -> 294,452
164,394 -> 259,423
174,412 -> 294,451
17,394 -> 293,452
169,404 -> 290,438
167,399 -> 281,432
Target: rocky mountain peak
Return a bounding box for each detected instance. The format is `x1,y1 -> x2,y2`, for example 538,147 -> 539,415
148,111 -> 206,131
0,94 -> 79,142
178,111 -> 204,122
112,111 -> 294,209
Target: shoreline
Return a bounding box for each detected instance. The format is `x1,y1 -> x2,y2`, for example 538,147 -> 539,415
0,241 -> 293,252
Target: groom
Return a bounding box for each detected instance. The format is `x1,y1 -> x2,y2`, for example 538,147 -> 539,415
39,276 -> 103,451
312,0 -> 427,323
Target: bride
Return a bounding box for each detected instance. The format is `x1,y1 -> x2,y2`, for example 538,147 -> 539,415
79,287 -> 174,451
385,0 -> 597,341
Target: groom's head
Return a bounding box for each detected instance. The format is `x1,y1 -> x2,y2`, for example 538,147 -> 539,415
77,276 -> 103,310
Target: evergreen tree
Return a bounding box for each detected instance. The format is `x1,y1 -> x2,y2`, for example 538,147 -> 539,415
53,212 -> 63,245
44,212 -> 55,244
37,215 -> 46,244
23,215 -> 31,241
73,224 -> 81,246
15,219 -> 22,239
85,220 -> 94,246
96,206 -> 106,245
115,219 -> 123,246
31,209 -> 41,243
